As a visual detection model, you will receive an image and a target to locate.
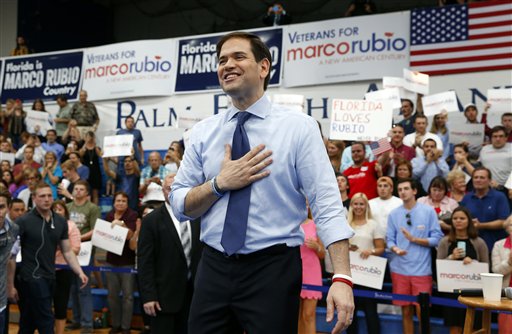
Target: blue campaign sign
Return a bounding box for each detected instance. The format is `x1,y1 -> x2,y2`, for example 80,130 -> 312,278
1,51 -> 83,104
175,28 -> 283,93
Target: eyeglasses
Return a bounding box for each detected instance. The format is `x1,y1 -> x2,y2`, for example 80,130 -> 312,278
405,213 -> 412,226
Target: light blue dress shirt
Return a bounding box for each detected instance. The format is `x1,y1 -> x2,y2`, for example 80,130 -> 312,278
411,156 -> 449,191
171,95 -> 353,254
386,203 -> 443,276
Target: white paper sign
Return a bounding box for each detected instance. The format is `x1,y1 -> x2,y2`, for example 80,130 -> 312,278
78,241 -> 93,266
365,88 -> 402,109
449,123 -> 485,147
403,68 -> 429,95
436,259 -> 489,293
487,89 -> 512,113
25,110 -> 52,133
91,219 -> 128,256
103,134 -> 134,157
0,152 -> 15,166
272,94 -> 305,113
329,99 -> 393,141
382,76 -> 417,104
421,91 -> 459,116
349,251 -> 387,290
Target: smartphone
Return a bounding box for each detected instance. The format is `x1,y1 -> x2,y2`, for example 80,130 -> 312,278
457,241 -> 466,258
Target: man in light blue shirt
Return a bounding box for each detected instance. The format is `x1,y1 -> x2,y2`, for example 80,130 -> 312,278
387,178 -> 443,334
412,138 -> 449,191
170,32 -> 354,334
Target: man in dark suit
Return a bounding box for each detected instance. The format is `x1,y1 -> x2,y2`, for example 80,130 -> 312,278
137,173 -> 202,334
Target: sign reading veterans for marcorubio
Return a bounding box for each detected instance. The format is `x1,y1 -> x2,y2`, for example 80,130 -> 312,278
1,51 -> 83,104
175,27 -> 283,93
436,259 -> 489,293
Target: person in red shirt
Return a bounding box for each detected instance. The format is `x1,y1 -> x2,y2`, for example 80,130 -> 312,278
13,145 -> 41,185
343,142 -> 383,200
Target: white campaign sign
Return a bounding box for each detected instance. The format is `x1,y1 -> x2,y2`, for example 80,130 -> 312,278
25,110 -> 52,133
487,89 -> 512,113
78,241 -> 93,266
349,251 -> 387,290
403,68 -> 429,95
103,134 -> 134,157
272,94 -> 305,113
0,152 -> 15,165
422,91 -> 459,116
382,76 -> 417,103
282,12 -> 409,87
365,88 -> 402,109
82,39 -> 177,101
330,99 -> 393,141
91,219 -> 128,256
436,259 -> 489,293
449,123 -> 485,147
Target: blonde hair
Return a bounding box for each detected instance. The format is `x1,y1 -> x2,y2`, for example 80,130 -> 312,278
347,192 -> 373,226
446,170 -> 466,187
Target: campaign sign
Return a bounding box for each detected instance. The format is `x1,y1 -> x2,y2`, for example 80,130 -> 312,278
349,251 -> 387,290
25,110 -> 52,133
365,88 -> 402,109
1,51 -> 83,104
382,76 -> 417,102
436,259 -> 488,293
449,123 -> 485,147
272,94 -> 305,113
91,219 -> 128,256
0,152 -> 15,166
487,88 -> 512,113
421,91 -> 459,116
403,68 -> 429,95
330,99 -> 393,141
78,241 -> 93,266
175,27 -> 283,93
103,134 -> 134,157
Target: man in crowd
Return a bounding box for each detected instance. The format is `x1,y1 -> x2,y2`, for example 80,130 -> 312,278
397,99 -> 418,135
117,116 -> 144,166
9,183 -> 88,333
171,31 -> 354,334
66,181 -> 100,333
369,176 -> 402,231
387,178 -> 443,334
501,112 -> 512,142
13,145 -> 41,185
479,126 -> 512,189
58,160 -> 82,203
16,168 -> 41,210
7,198 -> 26,223
54,95 -> 72,141
70,90 -> 100,138
41,129 -> 64,161
343,142 -> 382,200
463,103 -> 491,158
1,193 -> 17,334
138,174 -> 202,334
461,167 -> 510,252
140,152 -> 168,205
403,115 -> 443,157
412,138 -> 449,192
103,156 -> 140,209
382,124 -> 415,177
15,134 -> 46,165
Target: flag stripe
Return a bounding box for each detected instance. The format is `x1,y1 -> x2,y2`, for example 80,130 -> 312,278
412,59 -> 512,73
410,36 -> 511,51
469,30 -> 512,39
411,47 -> 512,61
411,52 -> 512,66
422,64 -> 512,76
410,41 -> 512,56
469,9 -> 512,19
469,0 -> 512,9
469,19 -> 512,29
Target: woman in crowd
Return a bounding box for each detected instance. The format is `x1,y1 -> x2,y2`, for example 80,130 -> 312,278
79,131 -> 102,204
446,170 -> 467,203
327,139 -> 345,173
335,172 -> 351,211
164,140 -> 184,173
2,170 -> 17,195
298,210 -> 324,334
392,159 -> 426,198
28,98 -> 53,137
62,119 -> 82,146
7,105 -> 26,149
418,176 -> 459,232
39,151 -> 62,199
52,200 -> 81,334
346,192 -> 385,334
451,143 -> 479,177
492,215 -> 512,334
430,112 -> 450,160
438,206 -> 489,334
105,191 -> 138,334
61,139 -> 80,163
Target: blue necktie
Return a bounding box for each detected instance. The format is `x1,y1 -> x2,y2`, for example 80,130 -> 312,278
221,112 -> 252,255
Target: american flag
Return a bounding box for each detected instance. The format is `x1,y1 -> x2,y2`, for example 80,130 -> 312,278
369,138 -> 392,156
410,1 -> 512,75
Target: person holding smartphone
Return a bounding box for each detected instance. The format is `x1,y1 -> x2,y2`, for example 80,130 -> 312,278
437,206 -> 488,333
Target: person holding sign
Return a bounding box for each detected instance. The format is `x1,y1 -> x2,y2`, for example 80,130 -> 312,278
346,193 -> 385,334
171,32 -> 354,334
437,206 -> 489,334
403,115 -> 443,158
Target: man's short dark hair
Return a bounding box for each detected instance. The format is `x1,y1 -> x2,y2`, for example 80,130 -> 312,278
472,166 -> 492,180
401,99 -> 414,110
46,129 -> 57,136
74,180 -> 90,193
55,95 -> 67,102
415,115 -> 428,123
422,138 -> 436,147
490,125 -> 507,137
216,32 -> 272,90
0,192 -> 11,206
502,112 -> 512,120
351,141 -> 366,152
9,198 -> 25,209
396,178 -> 417,191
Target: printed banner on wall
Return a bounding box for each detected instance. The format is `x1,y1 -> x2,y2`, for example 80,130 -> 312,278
282,12 -> 409,87
82,39 -> 177,101
0,51 -> 83,104
175,27 -> 283,93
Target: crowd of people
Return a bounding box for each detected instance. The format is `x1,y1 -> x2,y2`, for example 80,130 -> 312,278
0,31 -> 511,334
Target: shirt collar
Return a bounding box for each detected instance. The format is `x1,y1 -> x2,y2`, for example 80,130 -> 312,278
504,236 -> 512,249
226,94 -> 271,124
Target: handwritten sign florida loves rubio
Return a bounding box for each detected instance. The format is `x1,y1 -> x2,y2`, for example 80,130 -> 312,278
91,219 -> 129,255
329,99 -> 393,141
102,134 -> 134,157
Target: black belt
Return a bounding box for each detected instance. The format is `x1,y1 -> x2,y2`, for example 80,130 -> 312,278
205,243 -> 292,260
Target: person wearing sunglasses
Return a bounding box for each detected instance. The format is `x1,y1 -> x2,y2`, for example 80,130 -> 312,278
386,178 -> 443,334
